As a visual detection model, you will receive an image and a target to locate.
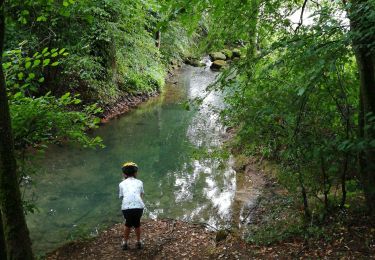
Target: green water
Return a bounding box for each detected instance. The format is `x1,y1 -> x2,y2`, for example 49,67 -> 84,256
27,65 -> 237,253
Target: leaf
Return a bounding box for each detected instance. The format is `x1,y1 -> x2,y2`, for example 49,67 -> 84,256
42,47 -> 48,54
27,73 -> 36,80
18,72 -> 24,80
25,61 -> 32,69
36,16 -> 47,22
43,59 -> 51,66
13,92 -> 23,99
63,1 -> 69,7
33,59 -> 41,67
51,61 -> 60,66
297,87 -> 306,96
21,10 -> 30,16
61,92 -> 71,100
3,62 -> 11,69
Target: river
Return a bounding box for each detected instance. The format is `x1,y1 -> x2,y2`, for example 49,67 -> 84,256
26,64 -> 239,254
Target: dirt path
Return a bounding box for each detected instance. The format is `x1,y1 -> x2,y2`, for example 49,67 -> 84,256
47,220 -> 217,260
46,216 -> 375,259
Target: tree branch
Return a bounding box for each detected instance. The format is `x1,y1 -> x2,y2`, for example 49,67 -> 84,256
295,0 -> 309,33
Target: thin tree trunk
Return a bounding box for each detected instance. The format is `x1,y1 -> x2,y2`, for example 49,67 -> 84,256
0,2 -> 34,259
340,153 -> 348,208
298,171 -> 311,219
321,156 -> 329,210
155,31 -> 161,48
248,0 -> 260,60
349,0 -> 375,215
0,212 -> 6,260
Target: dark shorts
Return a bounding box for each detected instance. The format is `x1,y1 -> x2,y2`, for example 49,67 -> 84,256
122,208 -> 143,228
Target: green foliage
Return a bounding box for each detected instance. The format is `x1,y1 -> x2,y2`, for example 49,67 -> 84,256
169,0 -> 374,217
2,46 -> 103,217
5,0 -> 192,105
159,20 -> 198,62
218,1 -> 360,215
3,44 -> 67,95
10,93 -> 102,150
3,47 -> 103,151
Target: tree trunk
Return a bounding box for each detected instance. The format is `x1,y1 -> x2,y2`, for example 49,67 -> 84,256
0,212 -> 6,260
248,0 -> 260,60
349,0 -> 375,214
297,171 -> 311,219
0,2 -> 34,259
340,153 -> 348,208
155,31 -> 161,48
321,156 -> 329,211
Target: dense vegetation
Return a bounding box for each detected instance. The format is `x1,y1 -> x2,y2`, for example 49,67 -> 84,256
173,0 -> 375,219
0,0 -> 194,258
6,0 -> 193,101
1,0 -> 375,258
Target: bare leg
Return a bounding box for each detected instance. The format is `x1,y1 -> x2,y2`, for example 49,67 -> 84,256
124,225 -> 131,243
135,226 -> 141,242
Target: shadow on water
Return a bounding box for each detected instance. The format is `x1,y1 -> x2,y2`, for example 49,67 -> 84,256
27,65 -> 238,253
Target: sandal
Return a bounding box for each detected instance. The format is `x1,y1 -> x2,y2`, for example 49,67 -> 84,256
121,241 -> 128,251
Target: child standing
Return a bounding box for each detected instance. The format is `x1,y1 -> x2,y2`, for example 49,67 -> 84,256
119,162 -> 145,250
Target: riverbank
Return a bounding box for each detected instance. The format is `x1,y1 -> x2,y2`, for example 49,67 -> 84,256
100,91 -> 159,123
100,64 -> 182,123
45,162 -> 375,259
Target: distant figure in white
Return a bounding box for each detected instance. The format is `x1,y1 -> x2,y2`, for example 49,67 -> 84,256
119,162 -> 145,250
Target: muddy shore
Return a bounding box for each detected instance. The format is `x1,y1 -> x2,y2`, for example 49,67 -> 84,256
100,91 -> 159,123
100,66 -> 181,123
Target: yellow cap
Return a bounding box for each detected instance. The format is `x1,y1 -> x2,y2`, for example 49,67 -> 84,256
122,162 -> 138,168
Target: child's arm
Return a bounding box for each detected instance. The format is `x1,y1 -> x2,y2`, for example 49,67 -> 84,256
140,182 -> 144,199
119,184 -> 123,199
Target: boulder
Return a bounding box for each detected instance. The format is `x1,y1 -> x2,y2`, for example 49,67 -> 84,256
209,52 -> 226,61
232,48 -> 241,58
210,60 -> 226,70
185,57 -> 204,67
222,49 -> 233,59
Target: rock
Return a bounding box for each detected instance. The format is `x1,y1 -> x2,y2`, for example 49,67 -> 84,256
199,61 -> 207,67
185,57 -> 204,67
222,49 -> 233,59
209,52 -> 226,61
215,229 -> 229,242
210,60 -> 226,70
232,48 -> 241,58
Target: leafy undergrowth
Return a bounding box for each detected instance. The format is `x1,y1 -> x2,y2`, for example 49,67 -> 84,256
239,175 -> 375,259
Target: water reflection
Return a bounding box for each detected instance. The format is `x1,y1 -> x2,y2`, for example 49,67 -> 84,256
27,65 -> 237,253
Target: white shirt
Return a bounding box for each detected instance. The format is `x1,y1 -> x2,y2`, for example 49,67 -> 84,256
119,177 -> 145,210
